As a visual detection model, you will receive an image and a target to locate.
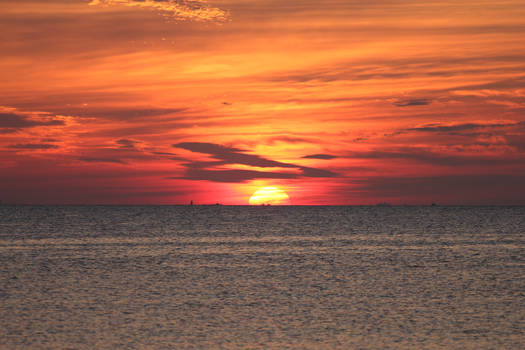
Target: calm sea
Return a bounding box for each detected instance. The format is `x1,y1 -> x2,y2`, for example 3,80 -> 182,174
0,205 -> 523,349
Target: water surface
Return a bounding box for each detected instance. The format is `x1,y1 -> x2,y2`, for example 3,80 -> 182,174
1,206 -> 523,349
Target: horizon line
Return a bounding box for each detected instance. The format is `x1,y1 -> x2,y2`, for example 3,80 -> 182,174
1,203 -> 524,207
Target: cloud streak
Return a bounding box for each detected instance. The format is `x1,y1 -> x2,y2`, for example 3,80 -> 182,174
405,122 -> 524,134
394,99 -> 431,107
0,113 -> 64,129
8,143 -> 59,150
89,0 -> 228,22
302,154 -> 338,160
174,142 -> 297,169
172,142 -> 337,182
347,147 -> 525,167
78,157 -> 127,164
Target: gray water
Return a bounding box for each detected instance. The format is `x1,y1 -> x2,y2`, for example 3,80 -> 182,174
0,206 -> 524,349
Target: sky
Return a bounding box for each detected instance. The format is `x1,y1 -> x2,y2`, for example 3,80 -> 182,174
1,0 -> 525,205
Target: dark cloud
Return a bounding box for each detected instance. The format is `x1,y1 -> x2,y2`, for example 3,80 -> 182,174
183,160 -> 228,169
173,167 -> 337,183
40,138 -> 59,142
300,166 -> 338,177
8,143 -> 59,150
0,128 -> 18,134
172,142 -> 337,182
302,154 -> 337,160
348,147 -> 524,167
505,134 -> 525,151
77,121 -> 193,138
78,157 -> 126,164
268,68 -> 412,83
267,55 -> 525,85
172,168 -> 299,183
406,122 -> 519,134
385,121 -> 525,139
0,112 -> 64,129
168,155 -> 190,162
153,151 -> 178,156
116,139 -> 139,149
266,135 -> 315,145
448,76 -> 525,93
54,107 -> 186,120
394,99 -> 431,107
173,142 -> 297,168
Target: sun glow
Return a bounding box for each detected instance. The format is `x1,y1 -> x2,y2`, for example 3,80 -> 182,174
249,186 -> 291,205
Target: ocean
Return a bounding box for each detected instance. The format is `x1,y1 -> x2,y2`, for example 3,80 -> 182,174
0,205 -> 523,349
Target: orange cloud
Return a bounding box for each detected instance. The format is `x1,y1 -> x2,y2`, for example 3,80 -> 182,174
89,0 -> 228,22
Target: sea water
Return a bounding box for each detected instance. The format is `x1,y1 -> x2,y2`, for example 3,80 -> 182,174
0,205 -> 523,349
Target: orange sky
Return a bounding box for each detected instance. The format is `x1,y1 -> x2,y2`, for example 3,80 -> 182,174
1,0 -> 525,204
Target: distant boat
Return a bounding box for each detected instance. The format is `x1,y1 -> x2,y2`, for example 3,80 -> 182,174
376,202 -> 391,207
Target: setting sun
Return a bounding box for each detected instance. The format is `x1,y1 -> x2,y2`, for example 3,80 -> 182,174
249,187 -> 291,205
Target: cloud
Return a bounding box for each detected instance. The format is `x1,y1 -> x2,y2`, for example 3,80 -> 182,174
174,142 -> 297,168
264,54 -> 525,89
300,166 -> 337,178
54,107 -> 186,121
172,168 -> 299,183
41,138 -> 59,142
505,133 -> 525,151
116,138 -> 139,149
89,0 -> 228,22
267,136 -> 314,145
0,112 -> 64,129
78,157 -> 127,164
8,143 -> 59,150
405,121 -> 520,134
347,147 -> 524,167
385,121 -> 525,140
394,99 -> 431,107
0,128 -> 19,134
172,142 -> 337,182
302,154 -> 337,160
446,76 -> 525,93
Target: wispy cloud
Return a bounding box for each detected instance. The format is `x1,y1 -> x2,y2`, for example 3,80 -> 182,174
115,138 -> 140,149
172,168 -> 299,183
266,136 -> 315,145
0,112 -> 64,130
52,107 -> 186,121
174,142 -> 297,169
302,154 -> 338,160
347,147 -> 525,167
8,143 -> 59,150
405,122 -> 522,134
89,0 -> 228,22
78,157 -> 127,164
394,99 -> 431,107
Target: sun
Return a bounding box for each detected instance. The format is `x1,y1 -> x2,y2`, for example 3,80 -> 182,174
249,186 -> 291,205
